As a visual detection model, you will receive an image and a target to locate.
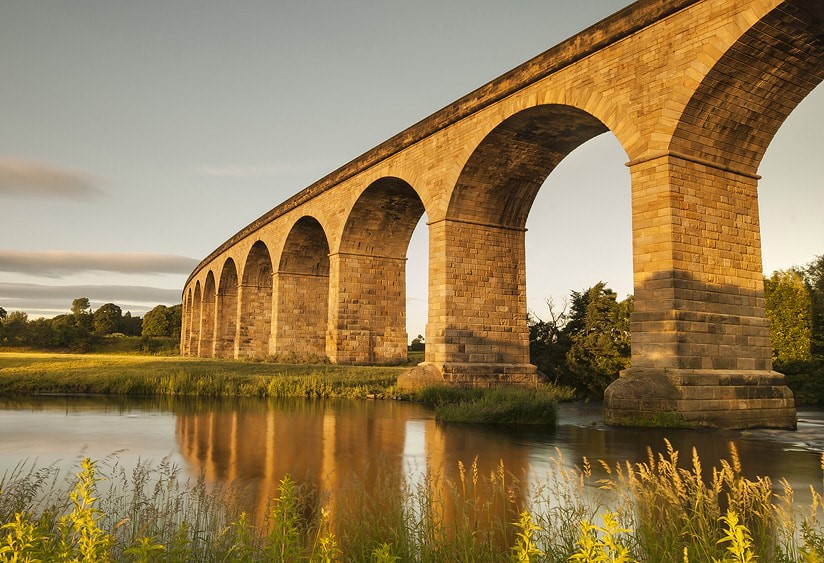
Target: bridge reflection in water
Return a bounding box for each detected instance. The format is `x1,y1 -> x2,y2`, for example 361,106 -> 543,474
174,397 -> 534,534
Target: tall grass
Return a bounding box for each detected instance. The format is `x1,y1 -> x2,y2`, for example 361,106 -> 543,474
2,443 -> 823,561
414,385 -> 574,424
0,352 -> 402,399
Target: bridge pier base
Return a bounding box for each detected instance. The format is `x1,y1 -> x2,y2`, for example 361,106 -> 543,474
397,361 -> 539,390
604,368 -> 796,429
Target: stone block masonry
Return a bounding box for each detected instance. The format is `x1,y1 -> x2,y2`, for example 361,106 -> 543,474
182,0 -> 822,429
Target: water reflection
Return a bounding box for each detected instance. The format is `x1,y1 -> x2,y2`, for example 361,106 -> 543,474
1,396 -> 822,530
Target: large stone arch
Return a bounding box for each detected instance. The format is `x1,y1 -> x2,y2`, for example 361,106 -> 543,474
238,241 -> 273,359
189,280 -> 203,356
215,258 -> 239,359
604,0 -> 822,428
669,0 -> 823,174
328,177 -> 426,364
199,271 -> 217,357
272,216 -> 330,359
427,104 -> 615,382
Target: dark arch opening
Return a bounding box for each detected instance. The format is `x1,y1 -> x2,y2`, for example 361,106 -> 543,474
273,216 -> 331,360
239,241 -> 273,359
215,258 -> 239,359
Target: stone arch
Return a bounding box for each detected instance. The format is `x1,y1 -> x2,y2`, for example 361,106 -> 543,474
447,104 -> 610,229
199,271 -> 217,357
215,258 -> 239,359
238,241 -> 273,359
189,282 -> 202,356
669,0 -> 823,174
328,177 -> 426,364
426,104 -> 617,381
272,216 -> 331,359
603,1 -> 821,428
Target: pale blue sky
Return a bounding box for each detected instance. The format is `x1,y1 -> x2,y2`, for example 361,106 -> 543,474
0,1 -> 821,340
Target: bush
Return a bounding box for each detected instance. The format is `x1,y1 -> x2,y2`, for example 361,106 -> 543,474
777,358 -> 824,405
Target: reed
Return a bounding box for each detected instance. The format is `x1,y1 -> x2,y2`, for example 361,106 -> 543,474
2,443 -> 822,561
0,352 -> 402,399
414,384 -> 574,425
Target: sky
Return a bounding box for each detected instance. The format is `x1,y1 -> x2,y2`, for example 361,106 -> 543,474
1,1 -> 821,341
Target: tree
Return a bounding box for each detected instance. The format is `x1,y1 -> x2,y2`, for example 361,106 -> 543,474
764,269 -> 812,363
803,254 -> 824,358
93,303 -> 123,335
142,305 -> 171,337
121,312 -> 143,336
168,304 -> 182,340
0,305 -> 6,320
564,283 -> 632,397
409,334 -> 425,351
71,297 -> 93,334
529,298 -> 572,385
2,311 -> 29,346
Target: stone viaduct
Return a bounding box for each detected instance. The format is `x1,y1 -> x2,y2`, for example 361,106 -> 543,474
182,0 -> 822,428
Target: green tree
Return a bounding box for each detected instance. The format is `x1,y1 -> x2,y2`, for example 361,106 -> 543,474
564,283 -> 632,398
168,304 -> 182,340
803,254 -> 824,358
71,297 -> 93,334
142,305 -> 171,337
121,311 -> 143,336
764,269 -> 812,363
93,303 -> 123,335
0,305 -> 6,320
529,298 -> 572,385
409,334 -> 425,351
1,311 -> 29,346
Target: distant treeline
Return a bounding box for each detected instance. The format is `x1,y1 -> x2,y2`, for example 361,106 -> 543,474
0,297 -> 181,352
529,253 -> 824,401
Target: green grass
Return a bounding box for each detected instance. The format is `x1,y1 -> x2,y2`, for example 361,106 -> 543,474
0,352 -> 404,399
414,384 -> 574,425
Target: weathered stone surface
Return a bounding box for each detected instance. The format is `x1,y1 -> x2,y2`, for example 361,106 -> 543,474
181,0 -> 823,429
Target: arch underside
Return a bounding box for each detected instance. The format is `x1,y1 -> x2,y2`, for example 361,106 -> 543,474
426,105 -> 612,381
670,0 -> 824,173
273,217 -> 330,359
331,178 -> 425,364
238,241 -> 273,359
215,259 -> 239,358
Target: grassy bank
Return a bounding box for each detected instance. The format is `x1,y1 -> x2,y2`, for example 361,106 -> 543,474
0,352 -> 571,425
414,385 -> 574,425
1,443 -> 823,561
0,352 -> 403,399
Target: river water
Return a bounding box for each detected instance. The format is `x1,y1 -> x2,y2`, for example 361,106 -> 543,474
1,395 -> 822,520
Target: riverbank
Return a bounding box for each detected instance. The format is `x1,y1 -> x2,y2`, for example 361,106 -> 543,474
0,352 -> 404,399
0,352 -> 571,424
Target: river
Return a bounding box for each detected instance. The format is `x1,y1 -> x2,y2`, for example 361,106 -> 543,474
1,395 -> 822,521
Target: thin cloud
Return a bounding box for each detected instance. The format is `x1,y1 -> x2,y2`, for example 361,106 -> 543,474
0,250 -> 199,278
0,282 -> 181,317
0,157 -> 103,200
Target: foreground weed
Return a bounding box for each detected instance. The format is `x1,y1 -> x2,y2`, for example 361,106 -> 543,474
0,511 -> 48,561
713,510 -> 756,563
56,458 -> 112,562
569,511 -> 636,563
511,510 -> 544,562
